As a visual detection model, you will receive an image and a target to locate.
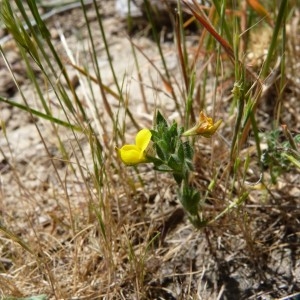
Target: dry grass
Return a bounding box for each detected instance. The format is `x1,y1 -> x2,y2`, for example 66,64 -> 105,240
0,0 -> 299,299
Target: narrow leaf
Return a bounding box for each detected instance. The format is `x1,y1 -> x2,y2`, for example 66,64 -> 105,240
0,96 -> 82,132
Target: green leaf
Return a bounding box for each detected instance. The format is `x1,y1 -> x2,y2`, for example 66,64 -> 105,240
169,122 -> 178,137
177,141 -> 185,163
150,129 -> 159,142
147,155 -> 163,167
177,125 -> 184,136
27,0 -> 51,39
173,173 -> 183,184
282,153 -> 300,169
184,159 -> 194,172
179,184 -> 200,216
166,123 -> 178,151
156,140 -> 169,160
167,154 -> 182,172
1,0 -> 40,64
294,134 -> 300,144
154,164 -> 173,172
155,110 -> 168,128
0,96 -> 82,132
183,141 -> 194,161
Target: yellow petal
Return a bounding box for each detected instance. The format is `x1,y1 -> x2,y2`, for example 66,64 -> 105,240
200,119 -> 222,138
118,145 -> 145,165
116,129 -> 152,165
198,111 -> 210,123
135,129 -> 152,151
182,111 -> 222,137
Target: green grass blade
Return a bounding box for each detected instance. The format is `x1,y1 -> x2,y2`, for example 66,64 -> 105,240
0,96 -> 82,131
261,0 -> 288,78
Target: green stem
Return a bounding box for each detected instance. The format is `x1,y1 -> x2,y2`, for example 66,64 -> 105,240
261,0 -> 288,78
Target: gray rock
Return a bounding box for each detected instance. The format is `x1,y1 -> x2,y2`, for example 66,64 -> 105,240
115,0 -> 143,18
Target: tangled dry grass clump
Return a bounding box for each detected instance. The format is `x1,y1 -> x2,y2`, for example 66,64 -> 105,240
0,0 -> 299,299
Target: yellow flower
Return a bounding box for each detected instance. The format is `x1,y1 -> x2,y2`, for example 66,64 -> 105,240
182,111 -> 222,138
116,129 -> 152,165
